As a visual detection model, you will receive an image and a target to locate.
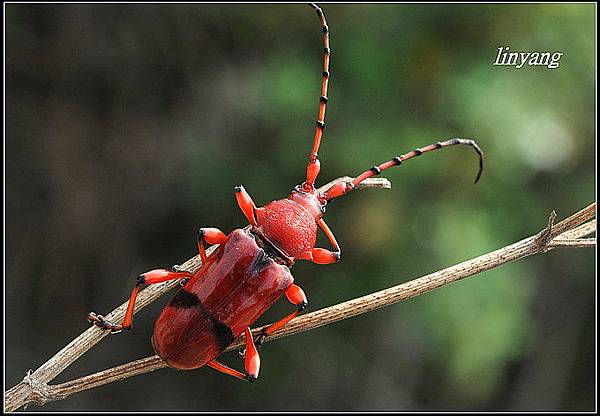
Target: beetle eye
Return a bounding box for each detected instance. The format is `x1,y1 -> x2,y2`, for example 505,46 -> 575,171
320,200 -> 327,213
293,185 -> 306,194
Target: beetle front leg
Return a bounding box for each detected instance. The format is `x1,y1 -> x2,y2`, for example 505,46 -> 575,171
87,267 -> 193,333
234,185 -> 258,226
306,247 -> 340,264
254,284 -> 308,346
299,218 -> 341,265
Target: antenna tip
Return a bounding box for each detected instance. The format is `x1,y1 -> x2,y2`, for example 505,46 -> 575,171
465,138 -> 484,184
474,150 -> 484,184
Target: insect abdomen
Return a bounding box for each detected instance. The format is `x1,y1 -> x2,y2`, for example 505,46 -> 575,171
152,229 -> 293,370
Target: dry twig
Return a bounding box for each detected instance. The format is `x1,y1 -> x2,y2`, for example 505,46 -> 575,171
4,176 -> 389,411
5,198 -> 595,412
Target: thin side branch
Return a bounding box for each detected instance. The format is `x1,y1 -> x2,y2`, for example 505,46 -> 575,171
548,238 -> 595,249
5,201 -> 595,412
552,219 -> 595,240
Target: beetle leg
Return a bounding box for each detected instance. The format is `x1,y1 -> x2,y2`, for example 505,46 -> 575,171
298,218 -> 341,264
197,227 -> 229,264
172,265 -> 192,286
207,360 -> 247,382
255,284 -> 308,346
87,268 -> 193,333
208,328 -> 260,382
234,185 -> 258,226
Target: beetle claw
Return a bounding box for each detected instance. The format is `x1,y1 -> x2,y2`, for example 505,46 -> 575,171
254,332 -> 267,349
87,311 -> 98,323
88,312 -> 122,333
87,311 -> 105,326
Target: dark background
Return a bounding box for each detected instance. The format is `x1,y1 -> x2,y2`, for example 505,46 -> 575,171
5,3 -> 595,411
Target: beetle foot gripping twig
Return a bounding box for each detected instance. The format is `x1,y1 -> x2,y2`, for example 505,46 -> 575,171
238,330 -> 267,357
87,312 -> 124,334
254,329 -> 268,350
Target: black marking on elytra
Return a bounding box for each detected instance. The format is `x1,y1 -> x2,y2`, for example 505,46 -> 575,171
195,300 -> 234,351
211,317 -> 234,351
170,289 -> 200,308
323,70 -> 330,77
319,95 -> 328,103
196,302 -> 234,351
369,166 -> 381,175
169,289 -> 234,350
316,120 -> 325,129
393,156 -> 403,165
413,149 -> 423,156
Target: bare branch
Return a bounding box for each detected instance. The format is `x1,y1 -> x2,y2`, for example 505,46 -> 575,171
546,203 -> 595,239
4,176 -> 389,412
5,202 -> 595,412
554,219 -> 595,240
548,238 -> 596,249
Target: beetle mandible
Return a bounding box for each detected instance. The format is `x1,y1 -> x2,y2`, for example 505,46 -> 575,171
88,3 -> 484,382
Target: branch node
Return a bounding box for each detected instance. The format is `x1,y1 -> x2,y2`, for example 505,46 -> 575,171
535,210 -> 557,252
22,370 -> 63,406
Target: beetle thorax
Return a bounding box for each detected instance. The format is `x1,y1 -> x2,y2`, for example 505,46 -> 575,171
253,193 -> 321,260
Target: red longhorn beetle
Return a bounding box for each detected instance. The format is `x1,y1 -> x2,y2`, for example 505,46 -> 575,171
88,3 -> 483,383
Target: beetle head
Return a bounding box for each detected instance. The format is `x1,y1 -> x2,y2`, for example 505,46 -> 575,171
288,185 -> 326,220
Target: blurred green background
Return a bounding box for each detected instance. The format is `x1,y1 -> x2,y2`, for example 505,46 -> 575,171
5,3 -> 595,412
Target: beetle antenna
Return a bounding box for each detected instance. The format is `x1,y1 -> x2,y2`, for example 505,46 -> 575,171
301,3 -> 331,193
319,138 -> 484,202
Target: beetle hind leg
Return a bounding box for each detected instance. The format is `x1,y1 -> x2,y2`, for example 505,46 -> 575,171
87,267 -> 194,334
255,284 -> 308,346
208,327 -> 261,382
